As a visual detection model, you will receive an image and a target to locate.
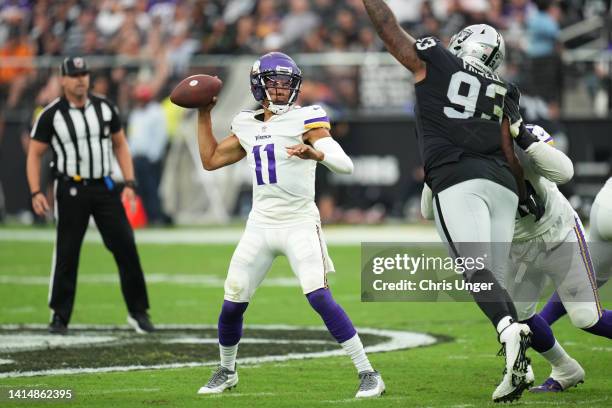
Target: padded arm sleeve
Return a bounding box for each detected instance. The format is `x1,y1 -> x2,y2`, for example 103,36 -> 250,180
525,142 -> 574,184
313,137 -> 354,174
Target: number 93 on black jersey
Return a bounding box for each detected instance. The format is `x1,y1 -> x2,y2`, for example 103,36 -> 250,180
413,36 -> 518,195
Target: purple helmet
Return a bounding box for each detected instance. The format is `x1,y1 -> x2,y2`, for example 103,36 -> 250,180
250,52 -> 302,114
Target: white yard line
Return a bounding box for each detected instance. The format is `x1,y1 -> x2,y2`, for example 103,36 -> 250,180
0,334 -> 116,352
0,274 -> 298,287
0,225 -> 440,245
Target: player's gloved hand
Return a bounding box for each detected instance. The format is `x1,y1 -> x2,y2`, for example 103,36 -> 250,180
518,182 -> 545,221
286,144 -> 324,161
504,84 -> 538,150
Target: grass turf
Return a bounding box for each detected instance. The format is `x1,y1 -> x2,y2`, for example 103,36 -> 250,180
0,240 -> 609,407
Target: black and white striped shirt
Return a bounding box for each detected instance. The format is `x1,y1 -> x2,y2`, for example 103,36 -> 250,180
31,94 -> 122,179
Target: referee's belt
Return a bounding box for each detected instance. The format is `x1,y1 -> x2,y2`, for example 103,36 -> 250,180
57,175 -> 106,186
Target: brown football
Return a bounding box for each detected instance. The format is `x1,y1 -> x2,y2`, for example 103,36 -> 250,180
169,74 -> 223,108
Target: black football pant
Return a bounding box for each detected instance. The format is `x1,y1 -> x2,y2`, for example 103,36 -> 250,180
49,178 -> 149,323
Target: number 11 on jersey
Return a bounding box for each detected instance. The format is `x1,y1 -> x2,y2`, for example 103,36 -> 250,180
253,144 -> 277,185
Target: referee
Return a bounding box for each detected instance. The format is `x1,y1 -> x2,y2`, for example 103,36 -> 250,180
26,57 -> 154,334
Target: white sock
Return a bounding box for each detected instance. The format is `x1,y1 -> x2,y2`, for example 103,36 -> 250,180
496,315 -> 514,334
540,341 -> 570,367
220,344 -> 238,371
341,334 -> 373,373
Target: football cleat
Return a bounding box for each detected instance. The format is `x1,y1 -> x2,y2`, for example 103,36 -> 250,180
492,322 -> 532,403
525,364 -> 535,388
530,358 -> 585,393
197,365 -> 239,394
355,370 -> 385,398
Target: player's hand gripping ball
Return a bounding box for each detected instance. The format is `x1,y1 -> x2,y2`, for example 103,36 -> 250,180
170,75 -> 223,108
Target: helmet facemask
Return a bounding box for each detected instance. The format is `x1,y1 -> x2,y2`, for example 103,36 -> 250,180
250,53 -> 302,115
259,72 -> 301,115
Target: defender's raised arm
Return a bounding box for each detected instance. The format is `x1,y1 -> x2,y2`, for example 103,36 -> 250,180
362,0 -> 425,77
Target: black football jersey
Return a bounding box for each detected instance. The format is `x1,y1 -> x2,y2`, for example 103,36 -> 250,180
413,36 -> 517,195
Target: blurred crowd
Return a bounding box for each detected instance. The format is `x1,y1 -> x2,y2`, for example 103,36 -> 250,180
0,0 -> 606,105
0,0 -> 609,224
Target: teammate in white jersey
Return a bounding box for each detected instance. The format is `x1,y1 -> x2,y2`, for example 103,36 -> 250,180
539,176 -> 612,332
587,177 -> 612,287
195,52 -> 384,398
423,124 -> 611,393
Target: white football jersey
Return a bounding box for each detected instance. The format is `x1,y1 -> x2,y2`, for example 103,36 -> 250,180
594,177 -> 612,208
514,131 -> 575,242
231,105 -> 331,226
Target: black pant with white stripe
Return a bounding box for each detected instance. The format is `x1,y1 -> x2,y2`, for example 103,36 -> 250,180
49,178 -> 149,323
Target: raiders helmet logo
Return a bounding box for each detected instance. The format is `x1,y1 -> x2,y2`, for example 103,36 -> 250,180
455,29 -> 473,45
74,57 -> 84,69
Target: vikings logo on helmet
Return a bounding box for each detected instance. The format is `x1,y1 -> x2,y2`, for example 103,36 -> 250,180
250,52 -> 302,115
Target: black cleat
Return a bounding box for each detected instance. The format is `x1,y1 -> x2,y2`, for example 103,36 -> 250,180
48,314 -> 68,335
127,312 -> 155,334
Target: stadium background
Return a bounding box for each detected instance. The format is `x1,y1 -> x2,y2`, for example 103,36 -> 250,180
0,1 -> 611,407
0,0 -> 611,225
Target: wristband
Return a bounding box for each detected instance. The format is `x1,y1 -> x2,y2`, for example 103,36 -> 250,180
124,180 -> 137,190
31,191 -> 43,198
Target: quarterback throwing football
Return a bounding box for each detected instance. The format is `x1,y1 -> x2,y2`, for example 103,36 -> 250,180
194,52 -> 384,398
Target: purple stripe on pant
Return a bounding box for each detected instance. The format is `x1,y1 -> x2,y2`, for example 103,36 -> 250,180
573,217 -> 602,316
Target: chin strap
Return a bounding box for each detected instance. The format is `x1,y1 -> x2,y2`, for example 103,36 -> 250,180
260,77 -> 298,115
266,101 -> 293,115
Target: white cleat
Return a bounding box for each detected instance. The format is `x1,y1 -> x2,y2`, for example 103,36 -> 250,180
197,365 -> 239,394
492,322 -> 532,403
355,371 -> 385,398
530,358 -> 585,393
525,364 -> 535,388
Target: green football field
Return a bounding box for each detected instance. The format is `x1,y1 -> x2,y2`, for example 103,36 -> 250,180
0,230 -> 610,407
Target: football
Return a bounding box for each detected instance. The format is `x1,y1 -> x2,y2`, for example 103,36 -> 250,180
169,74 -> 223,108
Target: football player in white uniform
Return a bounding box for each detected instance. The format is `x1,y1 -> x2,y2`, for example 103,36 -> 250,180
423,123 -> 611,393
195,52 -> 384,398
539,176 -> 612,334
